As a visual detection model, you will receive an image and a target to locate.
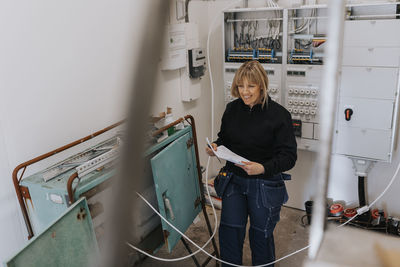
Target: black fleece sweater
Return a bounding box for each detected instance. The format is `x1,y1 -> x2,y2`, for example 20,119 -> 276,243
214,97 -> 297,180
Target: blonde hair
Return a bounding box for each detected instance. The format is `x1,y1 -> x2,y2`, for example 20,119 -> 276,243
231,60 -> 269,108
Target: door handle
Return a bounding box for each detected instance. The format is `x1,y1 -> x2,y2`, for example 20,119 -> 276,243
163,196 -> 175,221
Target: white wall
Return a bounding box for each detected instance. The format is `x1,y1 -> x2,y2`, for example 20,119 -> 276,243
0,0 -> 150,262
151,0 -> 235,174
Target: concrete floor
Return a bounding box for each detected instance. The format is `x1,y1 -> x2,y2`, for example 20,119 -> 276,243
135,205 -> 310,267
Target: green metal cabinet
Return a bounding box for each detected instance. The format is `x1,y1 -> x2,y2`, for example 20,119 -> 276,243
148,126 -> 202,252
7,125 -> 204,265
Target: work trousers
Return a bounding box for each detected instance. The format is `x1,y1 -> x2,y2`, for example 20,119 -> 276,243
217,174 -> 288,267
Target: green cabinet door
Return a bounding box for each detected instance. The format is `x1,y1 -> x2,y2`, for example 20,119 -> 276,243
150,131 -> 202,252
4,198 -> 99,267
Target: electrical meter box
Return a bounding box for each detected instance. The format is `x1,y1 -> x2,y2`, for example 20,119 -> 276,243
188,48 -> 206,78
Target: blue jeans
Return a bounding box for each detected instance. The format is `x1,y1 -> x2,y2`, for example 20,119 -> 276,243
217,174 -> 288,267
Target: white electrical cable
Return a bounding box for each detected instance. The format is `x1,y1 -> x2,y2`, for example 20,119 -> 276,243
207,9 -> 218,142
126,157 -> 218,262
131,163 -> 311,267
129,155 -> 400,265
207,0 -> 243,141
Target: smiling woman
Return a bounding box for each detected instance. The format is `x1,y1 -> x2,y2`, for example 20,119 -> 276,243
231,60 -> 269,109
237,79 -> 261,108
205,60 -> 297,267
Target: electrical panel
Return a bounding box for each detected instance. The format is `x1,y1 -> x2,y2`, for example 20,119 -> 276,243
223,8 -> 284,104
285,65 -> 323,150
335,18 -> 400,162
222,6 -> 327,150
223,3 -> 400,158
161,24 -> 187,70
285,6 -> 328,150
287,6 -> 328,65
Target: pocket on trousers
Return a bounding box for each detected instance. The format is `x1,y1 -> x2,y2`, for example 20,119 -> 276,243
260,181 -> 288,208
214,170 -> 232,198
270,206 -> 281,224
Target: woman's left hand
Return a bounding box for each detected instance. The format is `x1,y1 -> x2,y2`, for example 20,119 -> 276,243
235,161 -> 265,176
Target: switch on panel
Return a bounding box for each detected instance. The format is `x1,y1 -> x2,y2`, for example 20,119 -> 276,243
345,108 -> 353,121
292,119 -> 302,137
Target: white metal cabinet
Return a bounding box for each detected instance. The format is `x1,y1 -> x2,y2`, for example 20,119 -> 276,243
336,19 -> 400,162
340,67 -> 398,100
342,47 -> 400,67
343,20 -> 400,47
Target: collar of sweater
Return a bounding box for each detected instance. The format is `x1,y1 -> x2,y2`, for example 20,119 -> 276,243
239,96 -> 270,112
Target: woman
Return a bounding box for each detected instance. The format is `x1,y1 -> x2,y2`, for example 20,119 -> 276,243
206,60 -> 297,266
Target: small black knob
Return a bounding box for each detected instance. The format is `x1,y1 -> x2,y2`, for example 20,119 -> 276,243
345,108 -> 353,121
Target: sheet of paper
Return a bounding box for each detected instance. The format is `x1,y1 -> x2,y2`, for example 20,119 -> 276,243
206,138 -> 249,165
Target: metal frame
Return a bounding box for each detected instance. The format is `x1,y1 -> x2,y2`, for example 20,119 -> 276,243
12,120 -> 124,239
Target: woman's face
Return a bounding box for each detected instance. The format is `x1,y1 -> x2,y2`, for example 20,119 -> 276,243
237,78 -> 261,108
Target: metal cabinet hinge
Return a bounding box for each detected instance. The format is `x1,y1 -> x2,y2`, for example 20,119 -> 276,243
187,138 -> 194,149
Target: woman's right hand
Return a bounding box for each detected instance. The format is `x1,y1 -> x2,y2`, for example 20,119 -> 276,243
205,143 -> 218,156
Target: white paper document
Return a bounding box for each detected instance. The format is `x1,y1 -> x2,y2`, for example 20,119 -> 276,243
206,138 -> 249,165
